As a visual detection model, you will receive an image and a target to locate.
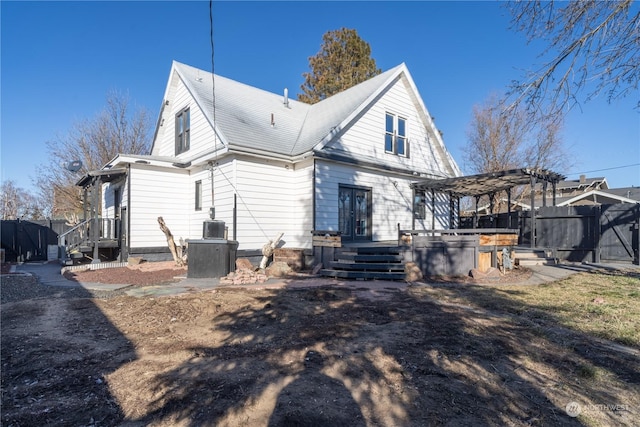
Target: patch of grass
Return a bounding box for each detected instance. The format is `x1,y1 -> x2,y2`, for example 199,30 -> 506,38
418,270 -> 640,347
506,272 -> 640,347
577,363 -> 603,381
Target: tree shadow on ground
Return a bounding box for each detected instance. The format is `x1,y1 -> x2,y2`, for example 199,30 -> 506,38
131,279 -> 638,426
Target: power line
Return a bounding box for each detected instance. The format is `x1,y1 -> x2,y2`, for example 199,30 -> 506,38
565,163 -> 640,176
209,0 -> 217,215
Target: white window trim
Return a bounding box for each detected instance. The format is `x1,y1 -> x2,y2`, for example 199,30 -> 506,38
384,112 -> 408,157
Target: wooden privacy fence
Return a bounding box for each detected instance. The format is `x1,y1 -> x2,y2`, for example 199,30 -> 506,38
522,204 -> 639,264
1,219 -> 70,263
460,204 -> 639,265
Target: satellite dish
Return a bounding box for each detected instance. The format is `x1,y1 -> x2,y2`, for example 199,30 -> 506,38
64,160 -> 83,173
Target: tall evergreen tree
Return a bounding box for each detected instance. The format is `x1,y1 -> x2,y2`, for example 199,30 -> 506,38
299,28 -> 381,104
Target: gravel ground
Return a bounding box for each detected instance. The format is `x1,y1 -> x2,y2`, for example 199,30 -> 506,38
0,273 -> 126,304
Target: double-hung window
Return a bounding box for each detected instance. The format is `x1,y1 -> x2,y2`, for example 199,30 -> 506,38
176,107 -> 190,155
384,113 -> 408,156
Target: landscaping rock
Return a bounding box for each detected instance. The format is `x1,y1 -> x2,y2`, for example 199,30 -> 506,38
219,268 -> 268,286
265,261 -> 292,278
405,262 -> 423,282
128,257 -> 144,266
470,267 -> 501,281
236,258 -> 254,271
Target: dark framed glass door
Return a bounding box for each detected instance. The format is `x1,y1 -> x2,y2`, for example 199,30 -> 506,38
338,185 -> 372,241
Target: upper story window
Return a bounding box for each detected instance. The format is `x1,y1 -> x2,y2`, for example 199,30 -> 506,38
384,112 -> 408,157
175,107 -> 190,155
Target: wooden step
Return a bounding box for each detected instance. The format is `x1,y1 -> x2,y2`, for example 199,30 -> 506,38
337,254 -> 404,262
320,269 -> 406,280
353,246 -> 402,255
329,261 -> 405,271
513,249 -> 556,266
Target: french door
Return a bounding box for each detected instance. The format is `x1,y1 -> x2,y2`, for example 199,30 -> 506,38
338,185 -> 372,241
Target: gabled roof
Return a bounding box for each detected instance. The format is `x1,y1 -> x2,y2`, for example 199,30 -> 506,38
558,176 -> 607,190
170,61 -> 407,158
601,186 -> 640,201
535,176 -> 608,192
557,189 -> 639,206
159,61 -> 459,178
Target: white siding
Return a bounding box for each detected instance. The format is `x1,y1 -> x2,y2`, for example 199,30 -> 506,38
153,77 -> 218,162
128,165 -> 191,248
102,179 -> 126,219
232,156 -> 313,250
187,156 -> 236,239
291,158 -> 314,248
325,76 -> 449,178
315,160 -> 450,241
123,156 -> 313,252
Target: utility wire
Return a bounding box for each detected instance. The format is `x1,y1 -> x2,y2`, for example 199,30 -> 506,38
209,0 -> 217,211
565,163 -> 640,176
206,1 -> 268,241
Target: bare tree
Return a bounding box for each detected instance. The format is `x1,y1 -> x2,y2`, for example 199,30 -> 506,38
462,94 -> 570,213
0,180 -> 44,220
463,94 -> 528,174
464,94 -> 570,174
34,91 -> 152,218
507,0 -> 639,116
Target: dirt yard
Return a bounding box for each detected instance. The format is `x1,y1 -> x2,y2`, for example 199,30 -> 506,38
1,264 -> 638,426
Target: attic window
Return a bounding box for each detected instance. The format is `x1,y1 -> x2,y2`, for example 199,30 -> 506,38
384,112 -> 408,157
175,107 -> 190,155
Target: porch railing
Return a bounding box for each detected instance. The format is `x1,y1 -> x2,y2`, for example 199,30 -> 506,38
58,219 -> 91,250
58,218 -> 120,254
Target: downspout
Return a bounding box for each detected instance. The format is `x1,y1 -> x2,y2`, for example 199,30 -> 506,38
233,193 -> 237,241
312,159 -> 317,232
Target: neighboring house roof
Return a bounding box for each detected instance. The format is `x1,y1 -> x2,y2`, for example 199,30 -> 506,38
602,186 -> 640,201
558,189 -> 639,206
151,61 -> 460,177
535,176 -> 608,192
470,187 -> 639,213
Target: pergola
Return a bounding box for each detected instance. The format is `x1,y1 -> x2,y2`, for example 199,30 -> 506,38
410,168 -> 566,248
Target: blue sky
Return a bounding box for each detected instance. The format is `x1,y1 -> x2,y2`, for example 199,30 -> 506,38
2,1 -> 639,194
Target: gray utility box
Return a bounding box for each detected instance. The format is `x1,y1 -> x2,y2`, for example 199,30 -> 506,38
187,239 -> 238,279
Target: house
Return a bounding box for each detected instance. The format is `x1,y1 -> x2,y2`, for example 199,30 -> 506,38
468,175 -> 638,215
70,61 -> 461,263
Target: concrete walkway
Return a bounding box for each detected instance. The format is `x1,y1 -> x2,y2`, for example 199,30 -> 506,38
12,261 -> 639,298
